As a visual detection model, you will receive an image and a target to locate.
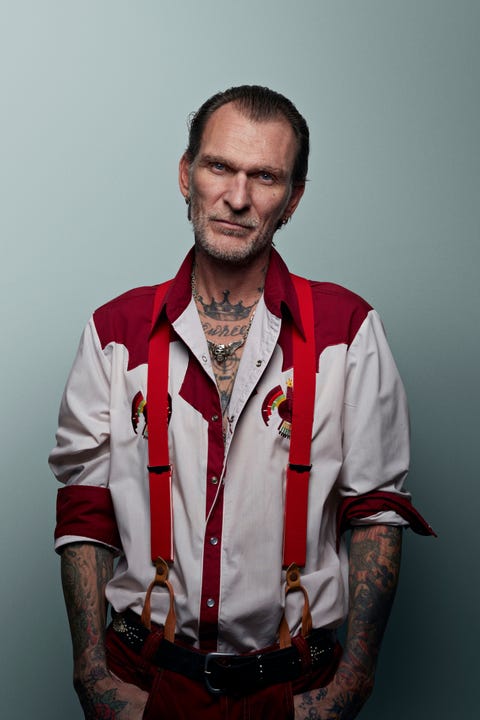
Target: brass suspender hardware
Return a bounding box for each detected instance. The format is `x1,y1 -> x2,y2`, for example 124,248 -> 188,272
141,556 -> 177,642
278,563 -> 313,649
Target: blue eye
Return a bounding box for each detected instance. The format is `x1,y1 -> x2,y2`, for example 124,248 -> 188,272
258,171 -> 274,183
211,162 -> 225,172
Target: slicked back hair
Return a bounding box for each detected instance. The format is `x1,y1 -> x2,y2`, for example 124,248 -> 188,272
186,85 -> 309,186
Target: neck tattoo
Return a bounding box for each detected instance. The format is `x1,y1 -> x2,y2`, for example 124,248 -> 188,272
191,266 -> 258,365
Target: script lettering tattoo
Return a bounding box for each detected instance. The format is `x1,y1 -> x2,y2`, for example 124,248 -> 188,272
201,322 -> 248,339
295,526 -> 402,720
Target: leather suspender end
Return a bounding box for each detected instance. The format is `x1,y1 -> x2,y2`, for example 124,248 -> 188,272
147,465 -> 172,474
288,463 -> 312,473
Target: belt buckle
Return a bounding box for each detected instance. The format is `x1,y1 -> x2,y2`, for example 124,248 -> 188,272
204,652 -> 236,695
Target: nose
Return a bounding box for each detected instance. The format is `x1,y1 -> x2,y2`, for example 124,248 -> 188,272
224,172 -> 251,211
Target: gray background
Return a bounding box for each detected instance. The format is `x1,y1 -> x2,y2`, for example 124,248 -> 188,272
1,1 -> 478,718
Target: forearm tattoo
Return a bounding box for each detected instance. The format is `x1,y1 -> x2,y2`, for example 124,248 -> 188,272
295,525 -> 402,720
61,543 -> 113,664
76,666 -> 128,718
343,525 -> 402,674
61,544 -> 127,716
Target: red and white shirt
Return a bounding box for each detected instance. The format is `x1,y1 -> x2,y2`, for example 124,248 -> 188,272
50,249 -> 433,653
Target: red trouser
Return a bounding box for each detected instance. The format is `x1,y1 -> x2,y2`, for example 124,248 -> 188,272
105,624 -> 341,720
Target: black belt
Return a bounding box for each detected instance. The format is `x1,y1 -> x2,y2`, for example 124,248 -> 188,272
112,610 -> 336,695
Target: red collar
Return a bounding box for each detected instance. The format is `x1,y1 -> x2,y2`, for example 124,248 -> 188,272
152,247 -> 306,337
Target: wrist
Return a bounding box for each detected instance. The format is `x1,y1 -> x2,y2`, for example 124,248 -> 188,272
334,658 -> 375,696
73,659 -> 109,687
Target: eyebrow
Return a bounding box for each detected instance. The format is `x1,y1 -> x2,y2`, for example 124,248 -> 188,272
198,154 -> 289,181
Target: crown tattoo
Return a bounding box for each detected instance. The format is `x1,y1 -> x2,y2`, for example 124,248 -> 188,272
202,291 -> 252,320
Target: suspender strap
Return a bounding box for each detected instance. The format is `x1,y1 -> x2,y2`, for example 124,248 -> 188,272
147,274 -> 315,568
145,274 -> 315,640
143,280 -> 177,636
147,281 -> 174,563
146,275 -> 316,568
282,275 -> 316,568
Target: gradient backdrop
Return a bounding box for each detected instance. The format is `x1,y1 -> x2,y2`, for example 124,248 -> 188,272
1,1 -> 478,718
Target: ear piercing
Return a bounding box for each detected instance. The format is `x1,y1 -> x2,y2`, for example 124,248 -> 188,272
185,195 -> 191,221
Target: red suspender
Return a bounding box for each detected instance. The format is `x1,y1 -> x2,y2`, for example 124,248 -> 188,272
147,281 -> 174,563
146,275 -> 316,569
282,275 -> 316,568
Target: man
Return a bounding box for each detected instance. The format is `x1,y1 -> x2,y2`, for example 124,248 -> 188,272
50,85 -> 434,720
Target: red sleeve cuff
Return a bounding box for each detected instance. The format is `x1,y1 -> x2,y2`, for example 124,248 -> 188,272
55,485 -> 122,550
336,490 -> 436,550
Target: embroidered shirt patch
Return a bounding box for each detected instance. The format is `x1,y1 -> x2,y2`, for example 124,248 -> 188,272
131,391 -> 171,438
261,378 -> 293,439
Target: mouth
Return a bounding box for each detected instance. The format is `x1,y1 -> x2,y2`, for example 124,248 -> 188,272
210,217 -> 257,233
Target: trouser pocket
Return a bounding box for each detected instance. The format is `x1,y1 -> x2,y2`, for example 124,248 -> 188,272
105,624 -> 155,692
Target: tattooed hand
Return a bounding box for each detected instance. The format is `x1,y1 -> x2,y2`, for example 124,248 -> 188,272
293,669 -> 373,719
75,666 -> 148,720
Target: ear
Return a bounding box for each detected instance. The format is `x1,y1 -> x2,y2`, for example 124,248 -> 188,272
178,152 -> 191,198
284,183 -> 305,219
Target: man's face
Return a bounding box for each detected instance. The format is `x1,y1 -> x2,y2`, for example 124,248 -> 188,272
179,103 -> 304,266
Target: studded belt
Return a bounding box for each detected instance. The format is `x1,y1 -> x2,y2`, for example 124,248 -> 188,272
112,610 -> 337,695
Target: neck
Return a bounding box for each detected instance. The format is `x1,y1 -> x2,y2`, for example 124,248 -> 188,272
191,251 -> 266,421
192,248 -> 270,308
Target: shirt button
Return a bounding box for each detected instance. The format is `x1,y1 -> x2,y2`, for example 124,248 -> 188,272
209,536 -> 219,546
206,598 -> 215,608
202,355 -> 207,363
256,359 -> 262,367
210,476 -> 219,485
211,414 -> 219,422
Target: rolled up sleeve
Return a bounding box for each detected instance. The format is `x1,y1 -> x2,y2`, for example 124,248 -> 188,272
337,310 -> 411,526
49,318 -> 121,553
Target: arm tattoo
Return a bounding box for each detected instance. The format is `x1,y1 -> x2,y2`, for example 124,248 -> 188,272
295,525 -> 402,720
61,544 -> 131,717
61,543 -> 113,667
342,525 -> 402,678
76,667 -> 128,718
